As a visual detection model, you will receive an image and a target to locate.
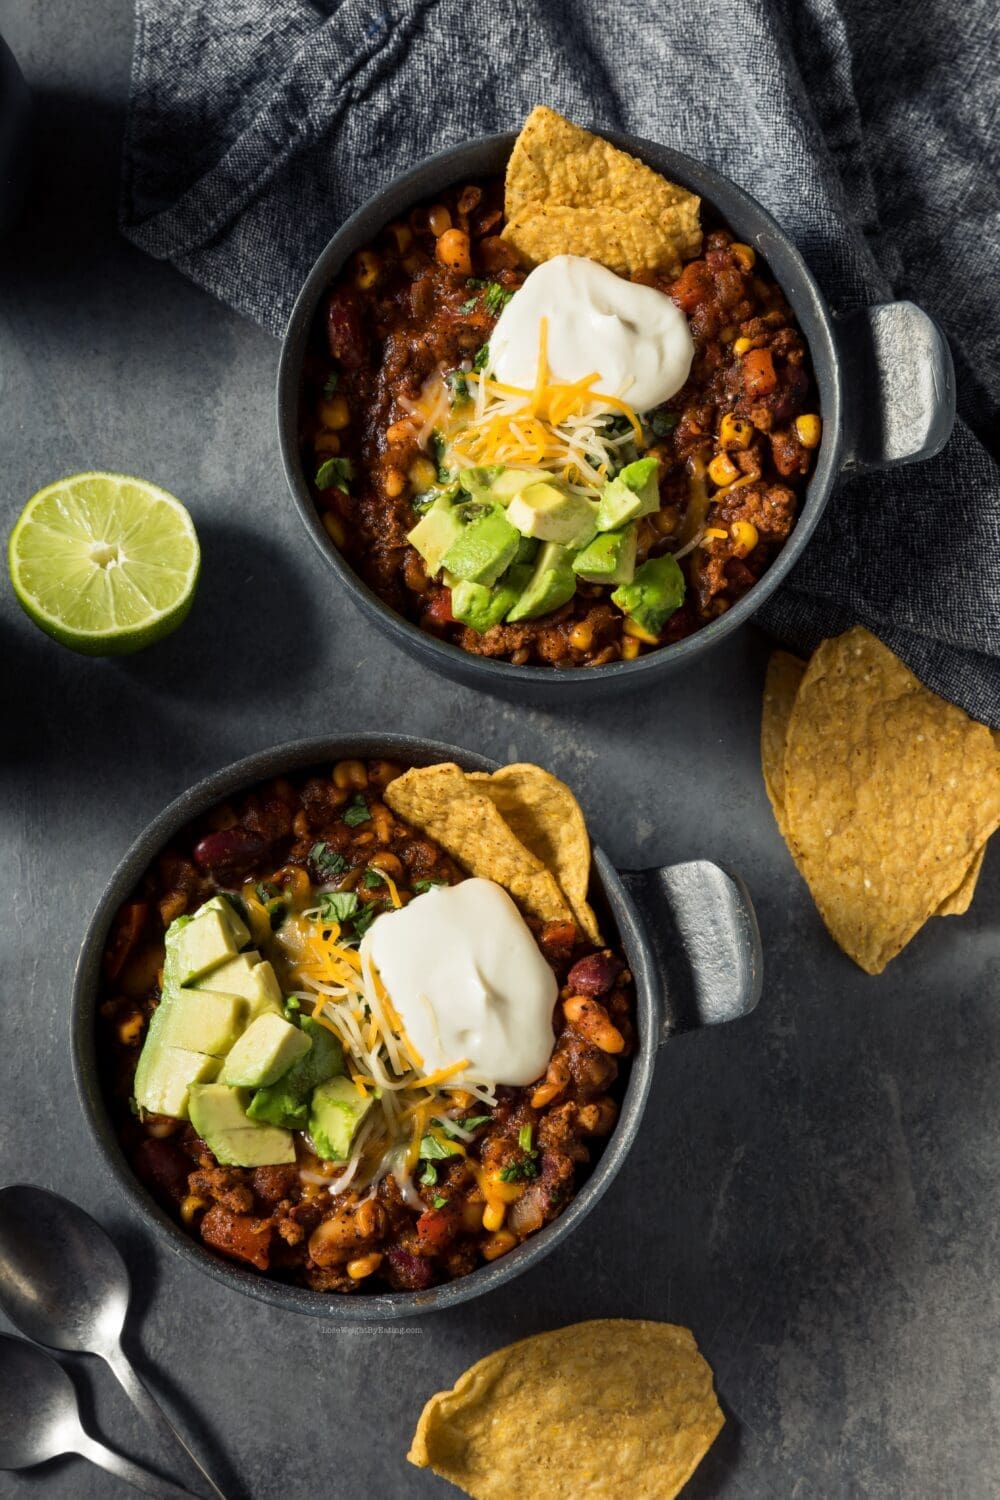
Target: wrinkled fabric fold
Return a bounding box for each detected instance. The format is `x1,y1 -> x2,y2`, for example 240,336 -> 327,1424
121,0 -> 1000,723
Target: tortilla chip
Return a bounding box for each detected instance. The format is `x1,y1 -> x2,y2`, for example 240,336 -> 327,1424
384,763 -> 572,927
467,764 -> 601,941
502,203 -> 696,280
782,627 -> 1000,974
936,845 -> 986,916
503,106 -> 701,275
408,1319 -> 723,1500
760,649 -> 806,842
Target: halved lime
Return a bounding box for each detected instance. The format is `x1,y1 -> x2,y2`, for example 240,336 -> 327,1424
8,472 -> 200,655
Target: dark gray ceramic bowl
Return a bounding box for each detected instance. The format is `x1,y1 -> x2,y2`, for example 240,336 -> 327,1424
73,735 -> 761,1320
277,131 -> 956,701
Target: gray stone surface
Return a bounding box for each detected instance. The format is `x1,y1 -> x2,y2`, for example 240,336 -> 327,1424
1,5 -> 998,1498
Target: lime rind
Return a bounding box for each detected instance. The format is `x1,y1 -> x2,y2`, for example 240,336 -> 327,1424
8,471 -> 200,655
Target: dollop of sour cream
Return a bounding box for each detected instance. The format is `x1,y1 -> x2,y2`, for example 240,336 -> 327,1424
360,878 -> 557,1087
489,254 -> 694,412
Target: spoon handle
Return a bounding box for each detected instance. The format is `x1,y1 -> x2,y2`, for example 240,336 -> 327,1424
106,1342 -> 230,1500
74,1430 -> 199,1499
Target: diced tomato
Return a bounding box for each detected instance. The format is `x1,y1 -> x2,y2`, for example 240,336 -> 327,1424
670,260 -> 714,313
199,1204 -> 272,1271
415,1207 -> 459,1255
423,588 -> 454,627
539,920 -> 578,962
742,347 -> 777,397
103,900 -> 149,982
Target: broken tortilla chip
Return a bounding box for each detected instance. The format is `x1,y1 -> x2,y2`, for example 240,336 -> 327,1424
384,763 -> 573,927
502,105 -> 701,276
467,763 -> 600,941
781,627 -> 1000,974
408,1319 -> 723,1500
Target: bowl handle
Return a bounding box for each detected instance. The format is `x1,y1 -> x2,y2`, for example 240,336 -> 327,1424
836,301 -> 955,474
619,861 -> 762,1044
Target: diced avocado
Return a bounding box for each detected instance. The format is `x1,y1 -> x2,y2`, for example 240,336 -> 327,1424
572,523 -> 638,585
451,562 -> 534,635
611,553 -> 686,637
196,895 -> 251,950
440,504 -> 521,586
166,909 -> 237,988
159,988 -> 249,1057
161,915 -> 194,994
135,1043 -> 221,1119
188,1084 -> 295,1167
507,482 -> 598,549
514,535 -> 539,565
457,466 -> 502,501
506,541 -> 578,622
219,1013 -> 312,1088
407,493 -> 464,575
247,1018 -> 344,1129
308,1076 -> 372,1161
459,466 -> 546,505
595,457 -> 660,532
197,954 -> 283,1019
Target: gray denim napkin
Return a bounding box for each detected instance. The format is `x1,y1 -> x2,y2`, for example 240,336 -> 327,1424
121,0 -> 1000,724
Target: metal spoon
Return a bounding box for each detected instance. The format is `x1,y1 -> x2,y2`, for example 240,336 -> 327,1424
0,1185 -> 228,1500
0,1334 -> 197,1497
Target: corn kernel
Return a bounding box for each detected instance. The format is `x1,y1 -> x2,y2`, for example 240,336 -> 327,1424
408,456 -> 438,491
704,526 -> 729,539
319,395 -> 349,430
569,621 -> 594,652
623,617 -> 660,645
180,1195 -> 208,1227
719,414 -> 754,450
353,250 -> 380,290
733,336 -> 755,355
795,414 -> 822,449
708,453 -> 740,487
427,204 -> 452,237
481,1231 -> 517,1261
730,520 -> 760,556
314,429 -> 340,455
117,1013 -> 143,1045
731,242 -> 756,270
323,512 -> 345,548
651,505 -> 679,536
383,467 -> 407,499
621,637 -> 642,660
347,1252 -> 383,1280
482,1201 -> 506,1232
386,418 -> 416,447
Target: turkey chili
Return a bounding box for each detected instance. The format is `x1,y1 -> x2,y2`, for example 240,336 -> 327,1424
99,759 -> 635,1293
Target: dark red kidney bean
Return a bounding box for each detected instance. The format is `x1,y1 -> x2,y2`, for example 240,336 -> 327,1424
566,952 -> 624,998
422,588 -> 454,627
103,899 -> 149,981
133,1137 -> 190,1206
326,289 -> 367,370
385,1247 -> 435,1290
192,828 -> 270,876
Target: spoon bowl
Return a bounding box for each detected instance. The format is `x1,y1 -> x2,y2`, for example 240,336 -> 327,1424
0,1334 -> 77,1470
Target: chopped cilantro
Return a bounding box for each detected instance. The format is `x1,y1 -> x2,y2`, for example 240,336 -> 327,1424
411,490 -> 437,513
283,997 -> 301,1018
343,794 -> 371,827
222,891 -> 250,927
462,1114 -> 492,1129
482,281 -> 513,317
446,369 -> 471,405
350,901 -> 381,939
362,867 -> 386,890
315,456 -> 354,492
430,430 -> 450,483
265,897 -> 287,932
318,891 -> 359,924
472,343 -> 490,373
645,407 -> 678,439
458,297 -> 478,315
412,878 -> 446,894
499,1156 -> 540,1183
419,1134 -> 461,1162
310,841 -> 347,877
518,1124 -> 533,1152
255,880 -> 278,904
432,1195 -> 448,1209
323,372 -> 339,395
465,277 -> 486,289
419,1160 -> 438,1186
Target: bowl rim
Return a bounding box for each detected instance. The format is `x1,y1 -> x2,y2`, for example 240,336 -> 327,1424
277,128 -> 844,688
71,734 -> 659,1320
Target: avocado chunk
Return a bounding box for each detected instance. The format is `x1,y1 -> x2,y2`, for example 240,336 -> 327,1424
308,1076 -> 372,1161
166,909 -> 238,988
247,1017 -> 344,1129
219,1012 -> 312,1088
440,503 -> 521,586
407,493 -> 464,575
135,1043 -> 221,1119
188,1083 -> 295,1168
595,457 -> 660,532
159,988 -> 249,1057
506,540 -> 578,622
457,466 -> 502,502
611,553 -> 686,636
507,481 -> 598,549
194,953 -> 283,1018
196,894 -> 252,950
451,562 -> 534,635
572,523 -> 638,585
